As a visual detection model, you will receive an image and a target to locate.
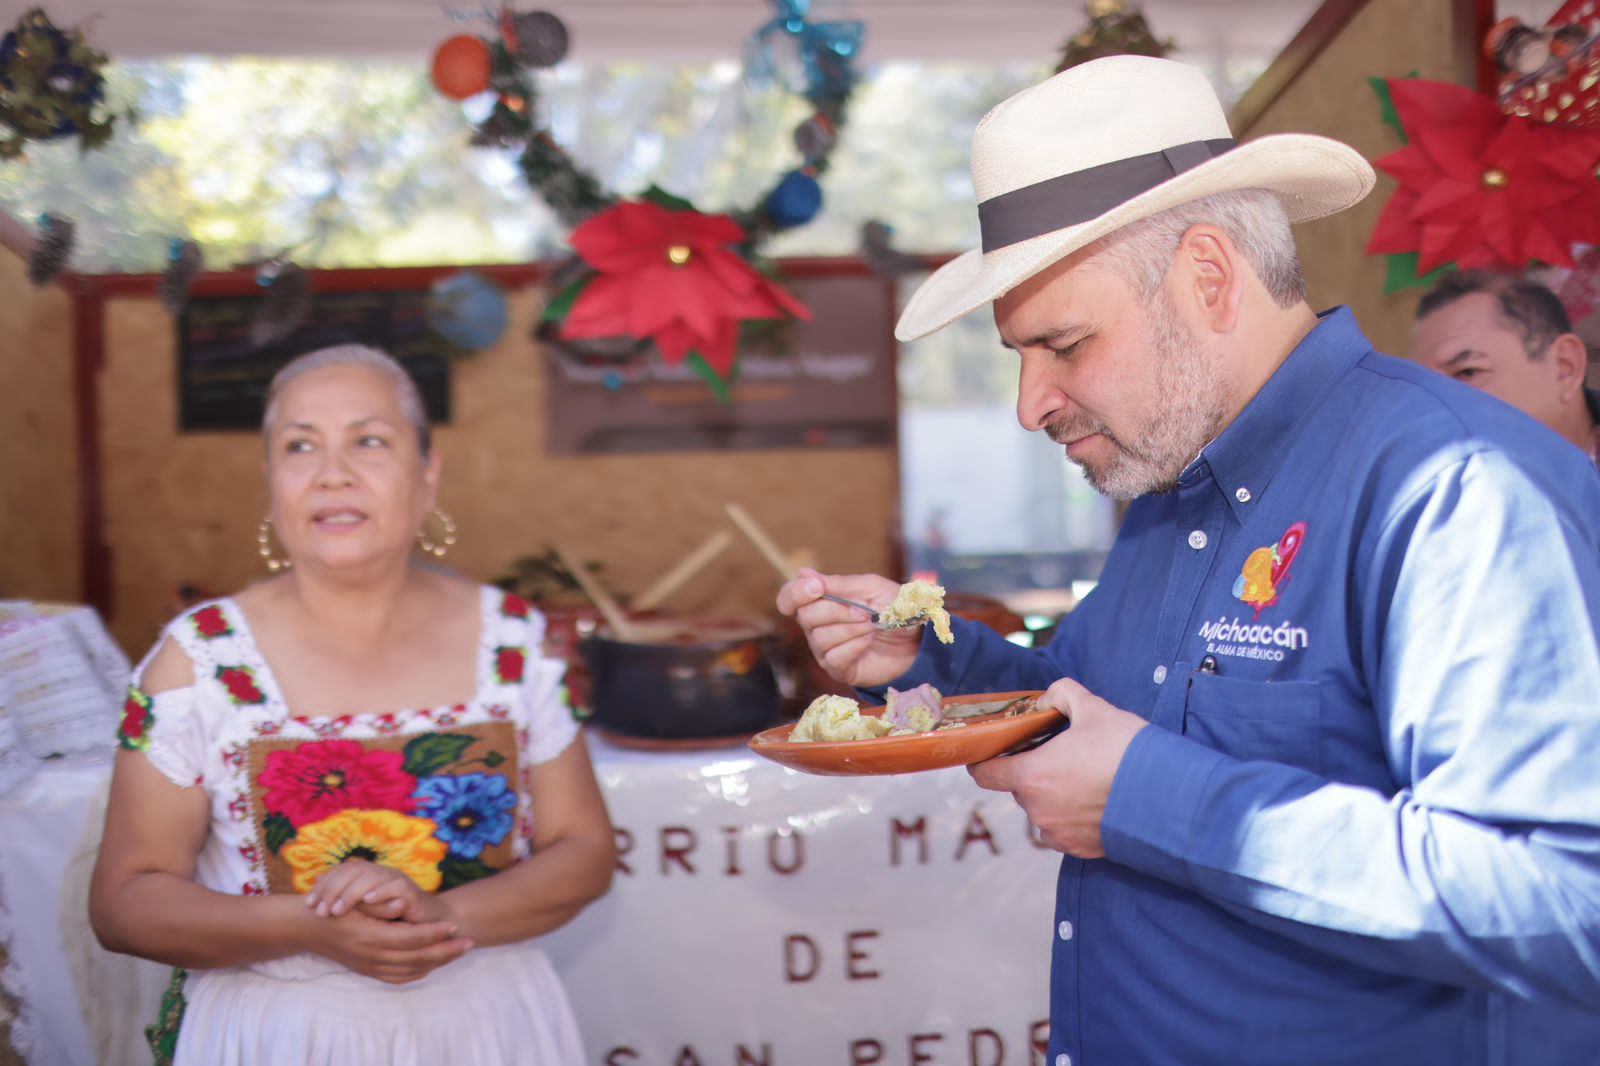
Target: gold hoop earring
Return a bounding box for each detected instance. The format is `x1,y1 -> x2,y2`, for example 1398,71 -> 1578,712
256,517 -> 292,572
417,509 -> 458,559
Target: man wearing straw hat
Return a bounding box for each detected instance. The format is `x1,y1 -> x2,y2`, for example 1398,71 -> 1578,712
779,55 -> 1600,1065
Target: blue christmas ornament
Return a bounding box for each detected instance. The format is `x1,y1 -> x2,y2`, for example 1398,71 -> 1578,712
765,170 -> 823,228
428,270 -> 509,352
747,0 -> 863,104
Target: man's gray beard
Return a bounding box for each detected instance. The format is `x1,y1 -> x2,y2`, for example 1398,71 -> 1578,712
1044,300 -> 1228,500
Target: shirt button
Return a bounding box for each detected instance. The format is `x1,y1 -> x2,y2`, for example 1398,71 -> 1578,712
1058,919 -> 1075,940
1056,1055 -> 1071,1066
1152,665 -> 1168,684
1235,487 -> 1251,503
1187,529 -> 1208,550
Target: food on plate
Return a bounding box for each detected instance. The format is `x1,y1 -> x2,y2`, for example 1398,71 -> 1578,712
883,683 -> 946,735
878,580 -> 954,644
790,694 -> 892,742
791,684 -> 965,742
787,688 -> 1043,744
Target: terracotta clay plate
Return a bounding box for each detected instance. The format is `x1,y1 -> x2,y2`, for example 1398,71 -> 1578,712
747,691 -> 1057,776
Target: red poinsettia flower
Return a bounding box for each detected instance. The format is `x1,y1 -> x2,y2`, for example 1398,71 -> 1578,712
495,646 -> 526,685
215,665 -> 266,706
191,605 -> 232,639
258,740 -> 417,828
1367,78 -> 1600,272
501,593 -> 531,619
559,200 -> 811,376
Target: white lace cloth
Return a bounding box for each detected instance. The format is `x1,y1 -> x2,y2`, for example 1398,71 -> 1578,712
0,754 -> 166,1066
0,604 -> 129,764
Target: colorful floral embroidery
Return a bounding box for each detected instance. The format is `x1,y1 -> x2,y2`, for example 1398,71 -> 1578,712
258,740 -> 417,828
494,645 -> 526,684
143,967 -> 187,1066
412,773 -> 516,860
190,605 -> 232,639
118,687 -> 153,751
215,665 -> 266,706
501,593 -> 531,619
281,809 -> 447,894
309,715 -> 354,738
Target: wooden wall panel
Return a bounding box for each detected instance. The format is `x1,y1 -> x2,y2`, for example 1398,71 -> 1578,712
97,288 -> 897,656
0,243 -> 81,604
1238,0 -> 1479,358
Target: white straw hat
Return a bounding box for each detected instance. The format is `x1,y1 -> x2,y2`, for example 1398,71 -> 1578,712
895,55 -> 1375,341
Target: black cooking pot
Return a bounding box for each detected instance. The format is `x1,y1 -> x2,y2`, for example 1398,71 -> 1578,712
579,619 -> 785,740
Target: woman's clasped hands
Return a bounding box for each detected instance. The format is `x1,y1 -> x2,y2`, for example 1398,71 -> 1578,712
301,858 -> 472,984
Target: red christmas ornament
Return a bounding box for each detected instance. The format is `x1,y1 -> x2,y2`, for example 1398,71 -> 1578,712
1494,0 -> 1600,127
1367,78 -> 1600,272
431,35 -> 492,100
558,200 -> 811,376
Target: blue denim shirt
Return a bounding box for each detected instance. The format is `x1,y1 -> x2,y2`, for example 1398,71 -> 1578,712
893,308 -> 1600,1065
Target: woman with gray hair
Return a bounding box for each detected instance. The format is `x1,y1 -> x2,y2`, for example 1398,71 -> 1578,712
89,344 -> 615,1064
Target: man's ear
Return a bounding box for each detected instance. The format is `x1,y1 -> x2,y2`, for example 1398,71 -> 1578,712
1172,224 -> 1243,334
1547,332 -> 1590,400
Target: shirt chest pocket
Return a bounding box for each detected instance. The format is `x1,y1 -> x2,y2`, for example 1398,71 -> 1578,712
1182,673 -> 1323,773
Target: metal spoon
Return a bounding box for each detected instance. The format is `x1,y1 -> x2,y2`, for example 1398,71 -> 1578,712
818,593 -> 923,629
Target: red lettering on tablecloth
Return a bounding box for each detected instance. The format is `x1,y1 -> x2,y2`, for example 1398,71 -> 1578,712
783,930 -> 882,982
603,1047 -> 772,1065
769,827 -> 804,874
969,1028 -> 1003,1066
890,816 -> 928,866
850,1039 -> 886,1065
613,826 -> 808,878
846,930 -> 881,981
846,1025 -> 1050,1065
956,807 -> 998,860
614,827 -> 634,875
784,933 -> 820,982
662,826 -> 697,874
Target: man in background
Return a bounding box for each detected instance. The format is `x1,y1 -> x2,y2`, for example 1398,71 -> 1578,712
1411,270 -> 1600,468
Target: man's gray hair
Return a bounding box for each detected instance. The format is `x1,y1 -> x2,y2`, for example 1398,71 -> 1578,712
262,344 -> 432,455
1092,189 -> 1307,308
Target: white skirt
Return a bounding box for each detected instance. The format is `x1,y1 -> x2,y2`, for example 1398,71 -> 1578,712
173,942 -> 586,1066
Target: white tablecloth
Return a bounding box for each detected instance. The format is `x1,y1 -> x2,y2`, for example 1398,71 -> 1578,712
543,732 -> 1060,1064
0,731 -> 1062,1065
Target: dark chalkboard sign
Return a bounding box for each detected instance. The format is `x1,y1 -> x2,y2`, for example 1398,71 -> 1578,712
177,289 -> 452,432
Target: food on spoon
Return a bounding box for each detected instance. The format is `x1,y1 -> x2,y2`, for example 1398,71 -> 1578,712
790,695 -> 893,742
878,580 -> 954,644
883,683 -> 945,735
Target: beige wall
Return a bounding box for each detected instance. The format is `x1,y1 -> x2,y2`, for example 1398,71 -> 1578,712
1242,0 -> 1478,357
98,287 -> 897,656
0,241 -> 81,604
